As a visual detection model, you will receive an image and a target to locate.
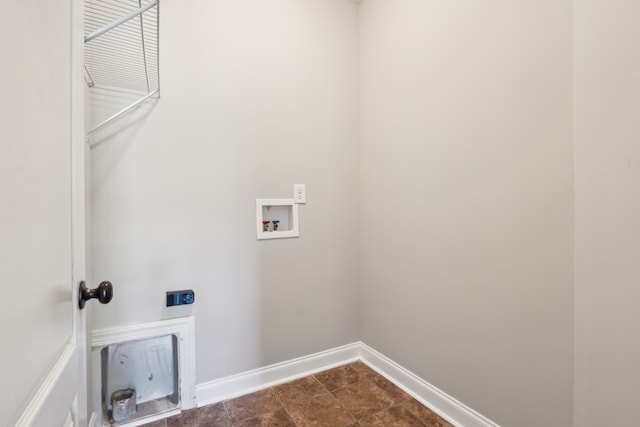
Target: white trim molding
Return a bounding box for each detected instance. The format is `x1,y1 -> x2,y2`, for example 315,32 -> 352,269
13,343 -> 79,427
196,343 -> 361,406
196,341 -> 499,427
358,343 -> 499,427
87,412 -> 98,427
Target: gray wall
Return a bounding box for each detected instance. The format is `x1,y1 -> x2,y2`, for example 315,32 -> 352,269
89,1 -> 640,425
90,0 -> 359,383
358,1 -> 574,426
574,0 -> 640,425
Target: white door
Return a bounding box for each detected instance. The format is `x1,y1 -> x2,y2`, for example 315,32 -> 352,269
0,1 -> 92,426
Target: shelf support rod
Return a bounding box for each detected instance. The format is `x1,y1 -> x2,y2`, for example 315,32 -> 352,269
87,88 -> 159,138
85,0 -> 158,43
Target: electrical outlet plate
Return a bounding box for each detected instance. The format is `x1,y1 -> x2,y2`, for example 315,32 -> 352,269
166,290 -> 195,306
293,184 -> 306,204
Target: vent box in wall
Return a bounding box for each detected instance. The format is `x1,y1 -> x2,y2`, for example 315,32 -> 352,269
92,317 -> 196,426
256,199 -> 299,239
101,335 -> 179,425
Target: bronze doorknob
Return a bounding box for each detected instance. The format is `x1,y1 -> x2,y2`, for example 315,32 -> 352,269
79,281 -> 113,309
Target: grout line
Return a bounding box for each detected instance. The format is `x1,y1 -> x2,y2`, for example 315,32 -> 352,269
333,362 -> 429,426
219,400 -> 232,427
398,400 -> 430,427
312,370 -> 362,426
274,393 -> 299,427
317,371 -> 365,424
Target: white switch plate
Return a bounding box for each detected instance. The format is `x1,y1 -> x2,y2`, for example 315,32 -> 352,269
293,184 -> 306,204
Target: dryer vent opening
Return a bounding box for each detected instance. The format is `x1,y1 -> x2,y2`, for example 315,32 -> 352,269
101,334 -> 179,425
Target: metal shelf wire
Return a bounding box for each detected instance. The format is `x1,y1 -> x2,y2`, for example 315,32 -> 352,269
84,0 -> 159,138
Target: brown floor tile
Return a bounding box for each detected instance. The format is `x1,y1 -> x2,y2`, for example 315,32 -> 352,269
314,364 -> 362,392
274,376 -> 329,406
144,363 -> 451,427
359,405 -> 425,427
346,361 -> 377,376
286,393 -> 357,427
167,402 -> 231,426
223,389 -> 283,424
365,373 -> 412,404
402,398 -> 453,427
234,408 -> 296,427
332,378 -> 396,419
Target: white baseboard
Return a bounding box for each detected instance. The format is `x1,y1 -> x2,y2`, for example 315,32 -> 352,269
196,342 -> 361,406
195,341 -> 499,427
358,343 -> 499,427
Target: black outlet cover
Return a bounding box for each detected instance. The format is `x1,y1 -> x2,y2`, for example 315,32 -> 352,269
166,290 -> 195,307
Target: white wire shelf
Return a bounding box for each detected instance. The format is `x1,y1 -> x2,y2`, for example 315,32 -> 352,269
84,0 -> 160,139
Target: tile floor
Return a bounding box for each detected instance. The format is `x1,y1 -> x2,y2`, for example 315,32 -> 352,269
142,361 -> 453,427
